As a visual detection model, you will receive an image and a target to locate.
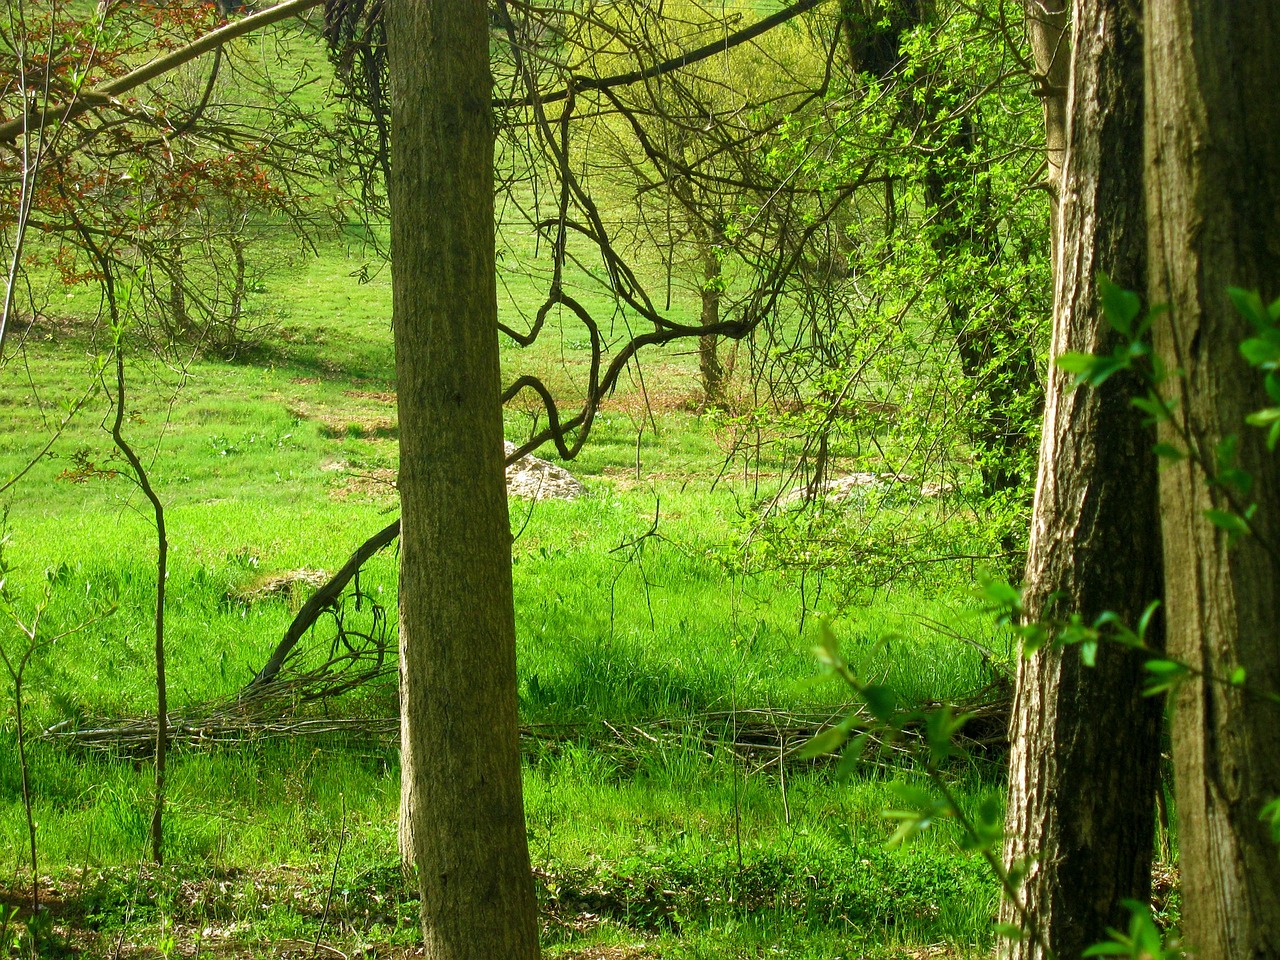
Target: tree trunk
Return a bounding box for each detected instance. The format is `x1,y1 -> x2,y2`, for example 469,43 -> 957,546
386,4 -> 541,959
1023,0 -> 1069,250
698,219 -> 726,407
1001,4 -> 1165,957
1145,3 -> 1280,957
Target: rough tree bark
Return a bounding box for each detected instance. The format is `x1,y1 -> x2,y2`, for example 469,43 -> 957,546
1145,3 -> 1280,957
1001,3 -> 1165,957
386,3 -> 541,958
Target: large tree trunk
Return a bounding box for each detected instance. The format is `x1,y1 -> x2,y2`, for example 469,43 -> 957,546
1001,3 -> 1165,957
1145,3 -> 1280,957
386,4 -> 541,959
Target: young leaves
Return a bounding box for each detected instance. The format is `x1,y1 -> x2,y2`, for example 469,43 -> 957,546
1081,900 -> 1175,959
1231,287 -> 1280,449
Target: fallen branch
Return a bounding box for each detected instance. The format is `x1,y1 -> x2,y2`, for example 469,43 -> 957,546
246,518 -> 399,688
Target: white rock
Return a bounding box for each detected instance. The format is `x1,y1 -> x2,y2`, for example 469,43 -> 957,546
504,441 -> 586,501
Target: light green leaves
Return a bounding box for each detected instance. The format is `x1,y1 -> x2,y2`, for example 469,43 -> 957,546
1143,658 -> 1190,697
1261,796 -> 1280,850
1231,287 -> 1280,448
1082,900 -> 1175,959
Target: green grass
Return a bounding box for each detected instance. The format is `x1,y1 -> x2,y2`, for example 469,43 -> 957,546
0,290 -> 1008,957
0,739 -> 1000,958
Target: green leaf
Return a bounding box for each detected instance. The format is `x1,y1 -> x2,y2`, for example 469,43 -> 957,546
994,923 -> 1026,942
1217,467 -> 1254,495
1266,374 -> 1280,403
1230,666 -> 1247,687
862,684 -> 897,723
1229,287 -> 1271,332
1152,443 -> 1186,463
1145,658 -> 1187,676
1081,944 -> 1132,958
958,796 -> 1003,852
1005,856 -> 1033,890
885,814 -> 925,848
1136,601 -> 1161,644
835,733 -> 870,782
797,724 -> 850,759
1131,393 -> 1172,423
888,781 -> 936,810
1260,796 -> 1280,846
1214,434 -> 1240,470
978,575 -> 1024,620
1240,335 -> 1280,368
1080,639 -> 1098,667
1017,622 -> 1050,657
813,621 -> 842,669
1082,354 -> 1129,387
1100,276 -> 1142,337
1205,508 -> 1251,543
1144,658 -> 1190,696
924,706 -> 967,765
1055,351 -> 1102,385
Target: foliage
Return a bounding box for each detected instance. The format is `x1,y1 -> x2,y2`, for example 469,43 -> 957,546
0,0 -> 332,361
1059,277 -> 1280,547
0,2 -> 1068,957
727,0 -> 1050,589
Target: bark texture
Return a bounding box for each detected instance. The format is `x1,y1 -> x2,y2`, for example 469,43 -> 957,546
387,3 -> 541,958
1001,4 -> 1165,957
1146,3 -> 1280,958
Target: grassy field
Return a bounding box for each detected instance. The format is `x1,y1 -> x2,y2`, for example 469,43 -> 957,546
0,226 -> 1012,958
0,13 -> 1031,960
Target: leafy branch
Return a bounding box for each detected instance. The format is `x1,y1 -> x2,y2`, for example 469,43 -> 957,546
801,621 -> 1051,957
1058,278 -> 1280,554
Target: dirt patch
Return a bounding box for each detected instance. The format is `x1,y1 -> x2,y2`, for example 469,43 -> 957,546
597,387 -> 704,418
287,400 -> 399,441
229,569 -> 331,605
4,311 -> 102,344
597,466 -> 683,492
344,389 -> 397,404
317,417 -> 398,440
331,467 -> 398,501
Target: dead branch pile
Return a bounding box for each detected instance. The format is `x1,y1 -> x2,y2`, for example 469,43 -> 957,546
41,687 -> 1009,774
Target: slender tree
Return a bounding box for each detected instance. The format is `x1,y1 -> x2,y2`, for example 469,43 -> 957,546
1001,3 -> 1165,957
386,3 -> 541,958
1146,2 -> 1280,956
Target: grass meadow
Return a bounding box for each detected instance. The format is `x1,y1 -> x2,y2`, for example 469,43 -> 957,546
0,14 -> 1024,960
